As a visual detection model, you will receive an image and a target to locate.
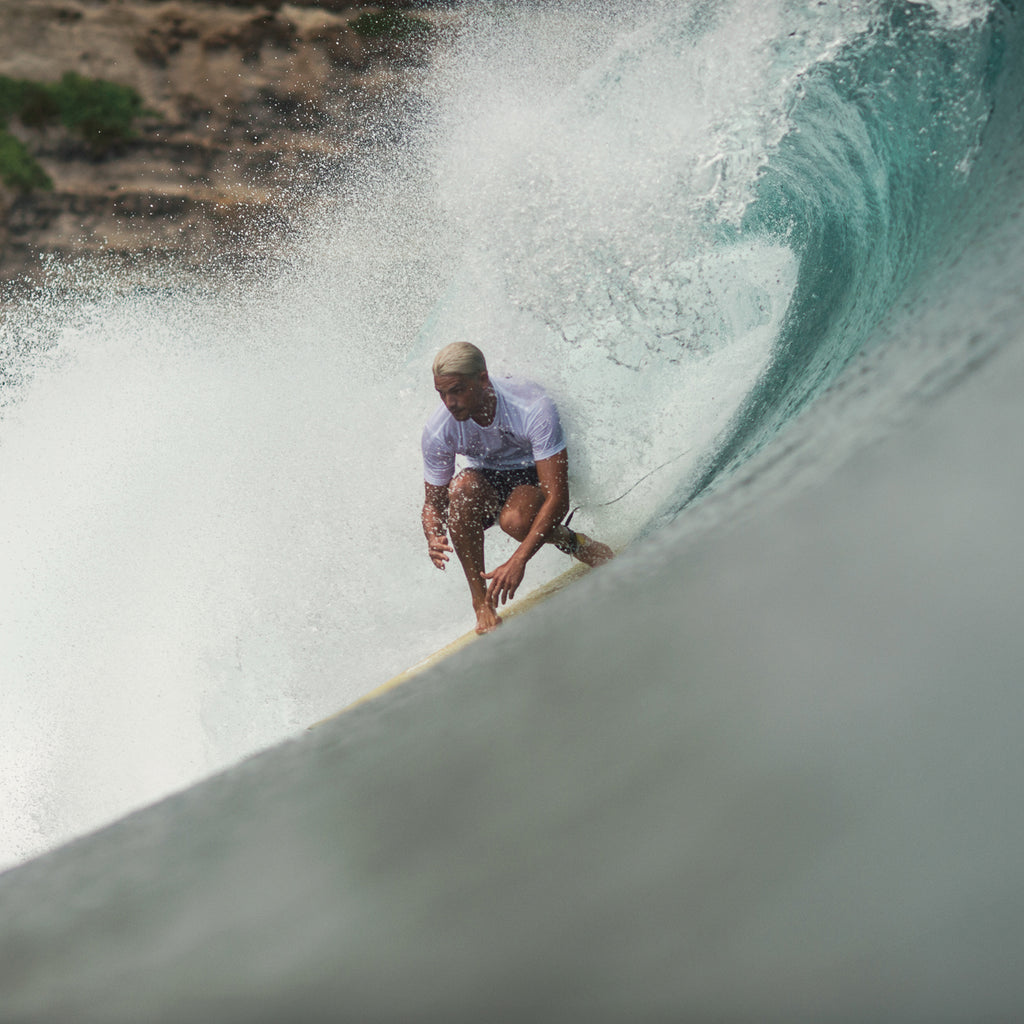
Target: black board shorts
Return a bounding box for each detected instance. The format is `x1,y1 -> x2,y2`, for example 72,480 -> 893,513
476,465 -> 540,528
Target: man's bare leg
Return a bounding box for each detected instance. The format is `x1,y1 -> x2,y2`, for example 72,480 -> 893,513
499,485 -> 614,565
450,476 -> 614,633
447,470 -> 503,634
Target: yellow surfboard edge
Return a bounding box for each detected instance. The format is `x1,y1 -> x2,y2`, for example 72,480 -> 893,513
308,560 -> 594,730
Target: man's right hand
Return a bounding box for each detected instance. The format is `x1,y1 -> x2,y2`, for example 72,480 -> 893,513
427,533 -> 453,570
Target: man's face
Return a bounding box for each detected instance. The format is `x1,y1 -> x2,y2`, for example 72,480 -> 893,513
434,372 -> 489,421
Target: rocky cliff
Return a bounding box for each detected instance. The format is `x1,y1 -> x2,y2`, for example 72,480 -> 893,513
0,0 -> 457,290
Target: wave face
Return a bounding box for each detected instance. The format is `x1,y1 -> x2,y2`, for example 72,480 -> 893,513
1,0 -> 1022,875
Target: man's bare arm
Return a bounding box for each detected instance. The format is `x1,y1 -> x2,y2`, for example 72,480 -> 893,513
518,449 -> 571,562
422,481 -> 453,569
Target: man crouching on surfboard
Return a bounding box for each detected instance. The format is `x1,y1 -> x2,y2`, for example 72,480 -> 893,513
422,341 -> 613,635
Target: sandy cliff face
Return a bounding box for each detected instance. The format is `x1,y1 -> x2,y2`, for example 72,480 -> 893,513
0,0 -> 454,288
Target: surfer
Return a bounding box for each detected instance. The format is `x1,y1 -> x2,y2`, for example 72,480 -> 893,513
422,342 -> 613,634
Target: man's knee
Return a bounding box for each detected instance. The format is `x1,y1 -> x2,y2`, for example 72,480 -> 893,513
449,470 -> 483,503
499,487 -> 543,540
448,471 -> 491,524
498,506 -> 529,540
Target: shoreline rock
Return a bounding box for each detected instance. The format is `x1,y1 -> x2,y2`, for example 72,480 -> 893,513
0,0 -> 459,291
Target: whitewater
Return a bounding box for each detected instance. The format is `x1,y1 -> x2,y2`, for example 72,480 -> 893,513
2,0 -> 1023,1019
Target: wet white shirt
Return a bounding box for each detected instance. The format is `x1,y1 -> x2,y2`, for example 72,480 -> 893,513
422,376 -> 567,486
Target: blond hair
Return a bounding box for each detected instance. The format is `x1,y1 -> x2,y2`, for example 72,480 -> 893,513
432,342 -> 487,378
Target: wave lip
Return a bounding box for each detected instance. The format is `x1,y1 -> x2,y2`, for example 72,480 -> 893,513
690,0 -> 1016,500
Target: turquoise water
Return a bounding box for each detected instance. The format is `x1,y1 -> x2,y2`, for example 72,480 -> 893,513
693,0 -> 1018,497
1,1 -> 1023,1018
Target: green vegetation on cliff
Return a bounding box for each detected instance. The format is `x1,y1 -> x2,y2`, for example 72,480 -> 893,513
0,131 -> 50,191
350,9 -> 431,41
0,72 -> 153,191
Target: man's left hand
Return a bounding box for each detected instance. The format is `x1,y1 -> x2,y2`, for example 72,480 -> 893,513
482,554 -> 527,607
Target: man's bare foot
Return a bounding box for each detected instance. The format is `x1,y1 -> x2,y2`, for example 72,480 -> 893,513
474,602 -> 503,635
573,532 -> 614,567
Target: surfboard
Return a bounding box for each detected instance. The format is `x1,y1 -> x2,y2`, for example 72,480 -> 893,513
308,561 -> 593,730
